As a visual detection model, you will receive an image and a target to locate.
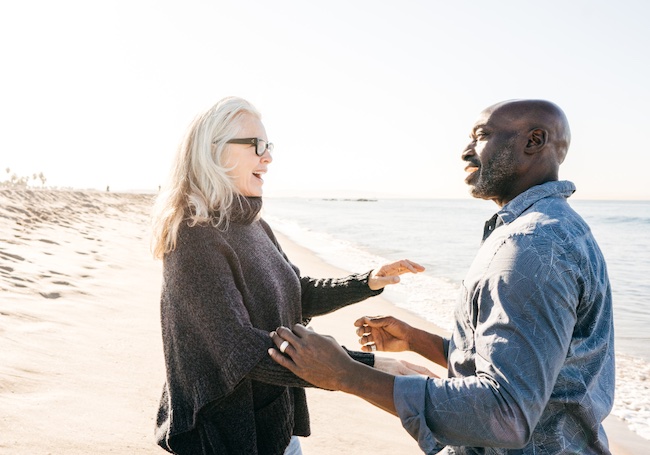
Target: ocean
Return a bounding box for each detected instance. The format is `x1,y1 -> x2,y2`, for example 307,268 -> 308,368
262,197 -> 650,441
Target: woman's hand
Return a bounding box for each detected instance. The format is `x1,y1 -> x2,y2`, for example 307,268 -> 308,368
355,315 -> 414,352
374,357 -> 438,378
367,259 -> 425,291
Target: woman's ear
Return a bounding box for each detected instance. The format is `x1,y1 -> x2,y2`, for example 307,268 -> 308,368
525,128 -> 547,154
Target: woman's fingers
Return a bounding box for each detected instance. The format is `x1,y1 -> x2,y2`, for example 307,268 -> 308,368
376,259 -> 425,276
400,360 -> 437,377
402,259 -> 426,273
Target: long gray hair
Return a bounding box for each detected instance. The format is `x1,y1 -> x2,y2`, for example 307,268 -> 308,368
151,96 -> 261,259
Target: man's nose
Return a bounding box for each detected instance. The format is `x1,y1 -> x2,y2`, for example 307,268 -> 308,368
461,142 -> 476,160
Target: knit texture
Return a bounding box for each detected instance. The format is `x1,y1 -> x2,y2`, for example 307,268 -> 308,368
155,196 -> 380,454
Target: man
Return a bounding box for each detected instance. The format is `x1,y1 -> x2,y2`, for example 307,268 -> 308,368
268,100 -> 614,454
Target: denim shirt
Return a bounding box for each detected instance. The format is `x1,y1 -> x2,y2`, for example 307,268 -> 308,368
394,181 -> 615,454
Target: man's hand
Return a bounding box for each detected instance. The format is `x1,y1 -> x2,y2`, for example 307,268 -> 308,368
355,315 -> 414,352
268,324 -> 399,414
368,259 -> 425,290
268,324 -> 356,391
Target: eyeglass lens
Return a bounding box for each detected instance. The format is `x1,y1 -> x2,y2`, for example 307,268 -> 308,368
256,140 -> 274,156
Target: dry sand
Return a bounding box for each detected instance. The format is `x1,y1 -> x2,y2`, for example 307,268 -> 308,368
0,189 -> 645,454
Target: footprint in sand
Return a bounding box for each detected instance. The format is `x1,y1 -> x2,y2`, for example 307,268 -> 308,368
0,251 -> 25,262
10,276 -> 34,284
39,292 -> 61,299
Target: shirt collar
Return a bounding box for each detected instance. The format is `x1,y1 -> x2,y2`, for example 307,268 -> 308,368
482,180 -> 576,242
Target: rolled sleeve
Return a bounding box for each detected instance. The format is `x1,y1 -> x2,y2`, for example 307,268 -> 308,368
394,375 -> 444,455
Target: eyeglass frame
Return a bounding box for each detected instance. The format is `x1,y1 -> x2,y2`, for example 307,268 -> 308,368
224,137 -> 274,157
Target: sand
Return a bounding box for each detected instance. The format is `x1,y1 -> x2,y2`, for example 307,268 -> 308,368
0,189 -> 645,454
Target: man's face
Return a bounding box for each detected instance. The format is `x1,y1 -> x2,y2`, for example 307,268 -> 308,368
462,108 -> 520,204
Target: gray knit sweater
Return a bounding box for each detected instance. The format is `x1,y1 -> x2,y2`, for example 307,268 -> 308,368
155,197 -> 380,454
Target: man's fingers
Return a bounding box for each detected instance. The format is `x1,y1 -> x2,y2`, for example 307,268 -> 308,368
358,333 -> 373,344
353,317 -> 367,327
275,325 -> 302,343
291,323 -> 311,337
354,315 -> 387,328
268,347 -> 297,370
364,316 -> 392,328
356,325 -> 371,336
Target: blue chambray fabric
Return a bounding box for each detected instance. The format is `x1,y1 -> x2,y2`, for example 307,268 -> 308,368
394,181 -> 615,454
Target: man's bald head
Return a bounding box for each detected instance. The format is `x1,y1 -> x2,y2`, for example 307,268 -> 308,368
483,99 -> 571,164
462,99 -> 572,206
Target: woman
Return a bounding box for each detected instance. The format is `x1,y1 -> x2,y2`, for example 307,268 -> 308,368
151,96 -> 423,454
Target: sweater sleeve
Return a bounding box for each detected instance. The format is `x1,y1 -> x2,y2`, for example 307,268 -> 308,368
247,346 -> 374,386
299,271 -> 383,317
258,219 -> 383,318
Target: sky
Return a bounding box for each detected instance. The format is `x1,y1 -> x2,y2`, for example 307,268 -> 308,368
1,0 -> 649,200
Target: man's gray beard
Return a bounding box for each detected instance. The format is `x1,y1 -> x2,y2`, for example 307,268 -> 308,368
470,146 -> 518,200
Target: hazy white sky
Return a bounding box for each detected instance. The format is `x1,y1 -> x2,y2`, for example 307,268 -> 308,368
1,0 -> 649,199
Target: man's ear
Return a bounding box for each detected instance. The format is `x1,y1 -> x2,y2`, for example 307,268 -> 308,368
525,128 -> 547,154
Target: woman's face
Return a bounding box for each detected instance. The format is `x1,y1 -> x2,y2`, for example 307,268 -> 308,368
222,113 -> 273,197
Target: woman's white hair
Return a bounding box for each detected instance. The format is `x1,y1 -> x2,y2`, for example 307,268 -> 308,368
151,96 -> 261,259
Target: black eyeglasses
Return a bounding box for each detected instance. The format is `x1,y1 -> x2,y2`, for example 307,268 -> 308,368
225,138 -> 274,157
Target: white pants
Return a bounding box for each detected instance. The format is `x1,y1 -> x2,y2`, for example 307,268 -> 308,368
283,436 -> 303,455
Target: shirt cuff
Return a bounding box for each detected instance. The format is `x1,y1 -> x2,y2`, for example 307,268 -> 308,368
394,375 -> 444,455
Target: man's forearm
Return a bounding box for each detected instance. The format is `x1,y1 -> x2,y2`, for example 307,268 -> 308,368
338,360 -> 397,415
410,329 -> 447,368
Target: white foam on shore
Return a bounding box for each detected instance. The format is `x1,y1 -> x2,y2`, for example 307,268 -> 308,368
612,353 -> 650,440
267,216 -> 459,329
266,215 -> 650,442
